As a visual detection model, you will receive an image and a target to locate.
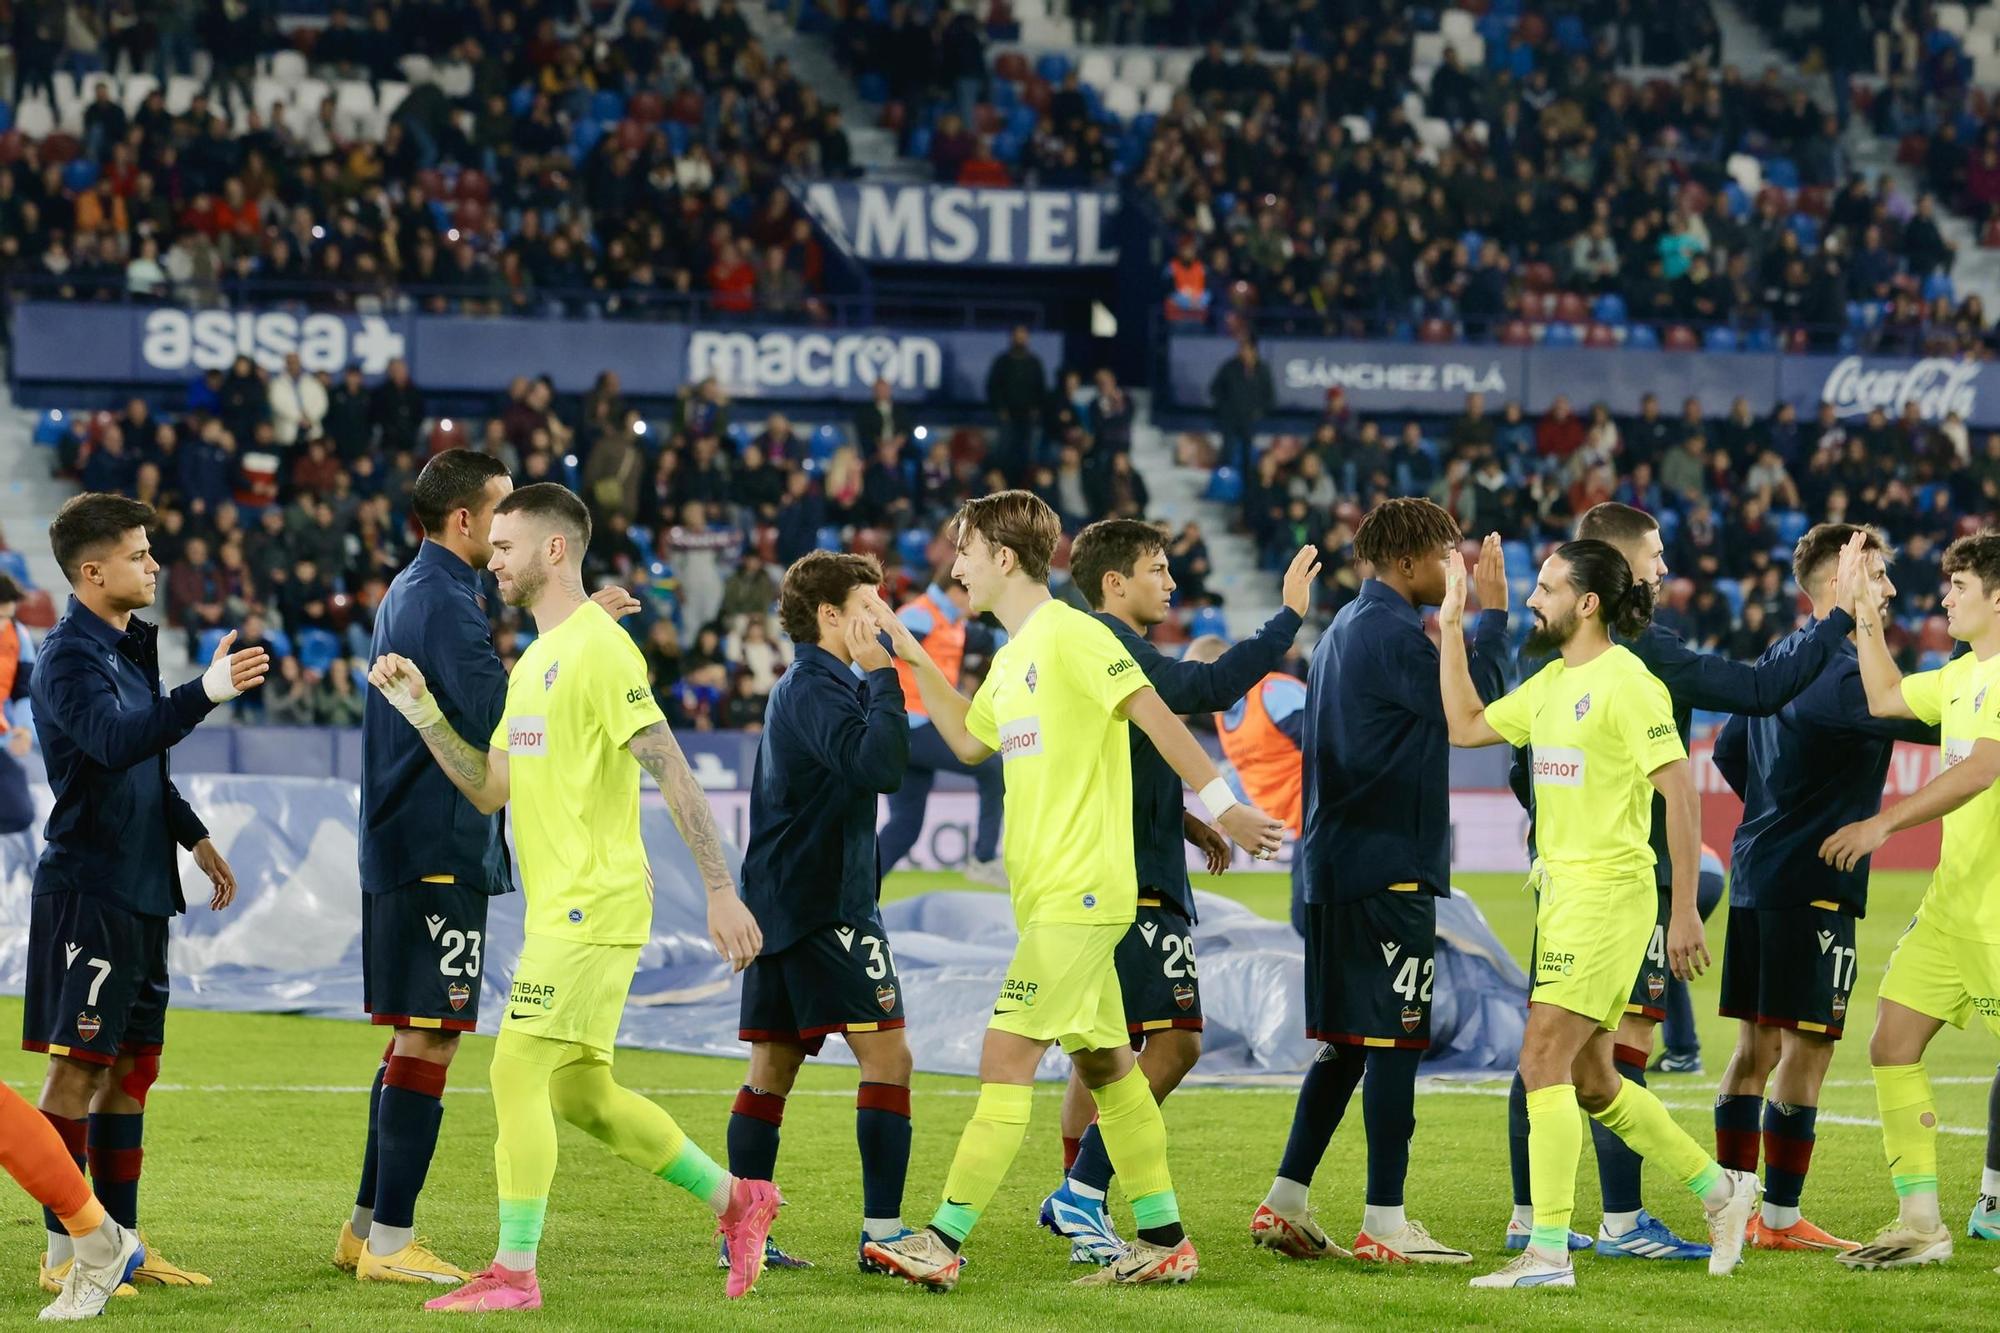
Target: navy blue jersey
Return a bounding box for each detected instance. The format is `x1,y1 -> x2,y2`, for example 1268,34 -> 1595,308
1513,611 -> 1856,879
741,644 -> 908,955
359,540 -> 513,896
1094,606 -> 1301,919
1303,580 -> 1509,904
1714,630 -> 1936,914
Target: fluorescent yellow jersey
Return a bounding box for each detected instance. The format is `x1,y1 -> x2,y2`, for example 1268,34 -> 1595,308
963,598 -> 1147,929
1899,648 -> 2000,941
490,600 -> 666,945
1484,644 -> 1685,883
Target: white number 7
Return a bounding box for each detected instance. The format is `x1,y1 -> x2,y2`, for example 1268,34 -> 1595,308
83,957 -> 112,1008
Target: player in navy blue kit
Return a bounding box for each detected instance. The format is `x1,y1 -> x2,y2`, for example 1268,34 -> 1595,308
1710,526 -> 1933,1252
1502,502 -> 1864,1260
729,552 -> 916,1273
1038,520 -> 1314,1264
27,493 -> 268,1292
1253,499 -> 1510,1267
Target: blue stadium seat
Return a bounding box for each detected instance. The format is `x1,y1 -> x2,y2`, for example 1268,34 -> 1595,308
1625,323 -> 1658,349
1007,105 -> 1036,137
1131,112 -> 1158,143
897,528 -> 931,570
1502,540 -> 1531,577
298,628 -> 341,675
62,158 -> 98,192
508,84 -> 535,116
1655,509 -> 1681,545
856,71 -> 888,102
1591,293 -> 1626,323
1553,14 -> 1588,52
1723,181 -> 1750,218
1703,326 -> 1738,352
1477,13 -> 1510,48
264,627 -> 294,661
1035,53 -> 1072,84
1919,649 -> 1951,671
1543,322 -> 1578,347
628,524 -> 652,552
1460,229 -> 1484,263
1763,157 -> 1800,189
1205,466 -> 1244,504
1506,40 -> 1535,76
1742,325 -> 1776,351
1859,300 -> 1884,328
665,121 -> 690,155
811,423 -> 845,459
1188,605 -> 1229,640
815,526 -> 844,552
1838,332 -> 1860,353
33,410 -> 65,446
1717,580 -> 1745,618
1845,300 -> 1867,329
1787,213 -> 1818,250
571,119 -> 605,154
728,421 -> 755,449
992,79 -> 1018,109
907,126 -> 932,159
0,102 -> 11,134
0,550 -> 29,587
591,90 -> 626,122
1772,510 -> 1809,546
1924,272 -> 1955,302
992,131 -> 1022,163
197,628 -> 228,664
1489,0 -> 1521,16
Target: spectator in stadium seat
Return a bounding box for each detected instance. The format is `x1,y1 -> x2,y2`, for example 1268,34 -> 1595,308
1534,395 -> 1587,463
265,656 -> 317,726
1902,193 -> 1953,276
1210,339 -> 1274,474
369,359 -> 425,456
79,425 -> 139,498
1660,433 -> 1709,503
957,138 -> 1012,188
268,354 -> 328,448
754,246 -> 808,318
986,325 -> 1047,482
853,379 -> 911,462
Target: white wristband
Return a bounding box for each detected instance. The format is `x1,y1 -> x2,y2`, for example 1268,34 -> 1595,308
391,689 -> 444,730
1197,778 -> 1239,822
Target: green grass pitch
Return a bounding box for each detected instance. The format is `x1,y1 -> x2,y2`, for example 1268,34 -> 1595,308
2,870 -> 1995,1330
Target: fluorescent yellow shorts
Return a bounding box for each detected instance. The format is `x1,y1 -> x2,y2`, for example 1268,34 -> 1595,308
1530,866 -> 1657,1031
1879,908 -> 2000,1038
501,933 -> 640,1055
988,921 -> 1130,1054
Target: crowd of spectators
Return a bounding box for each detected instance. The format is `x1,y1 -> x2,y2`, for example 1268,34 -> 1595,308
36,326 -> 1170,727
1236,382 -> 1985,671
1,0 -> 852,325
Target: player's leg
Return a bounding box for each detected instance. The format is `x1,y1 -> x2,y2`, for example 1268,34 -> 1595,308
1975,1064 -> 2000,1239
1843,909 -> 1960,1269
728,1040 -> 807,1189
1714,1020 -> 1780,1178
1757,1029 -> 1846,1245
1471,999 -> 1601,1288
1058,1066 -> 1093,1175
358,884 -> 485,1279
343,1037 -> 392,1270
0,1083 -> 142,1321
847,1027 -> 914,1253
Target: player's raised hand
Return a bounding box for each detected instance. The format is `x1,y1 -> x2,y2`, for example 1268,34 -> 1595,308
1820,813 -> 1890,872
1473,533 -> 1508,615
201,629 -> 270,703
191,837 -> 237,911
1219,801 -> 1285,861
1281,544 -> 1322,617
845,614 -> 893,671
369,653 -> 442,726
863,590 -> 925,664
1438,550 -> 1471,629
1833,530 -> 1872,617
589,584 -> 644,620
1666,909 -> 1709,980
706,891 -> 763,972
1183,812 -> 1231,874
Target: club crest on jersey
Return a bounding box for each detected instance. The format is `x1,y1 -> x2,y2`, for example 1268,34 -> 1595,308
1400,1005 -> 1423,1033
1980,686 -> 1990,713
1832,992 -> 1848,1021
835,926 -> 857,952
876,984 -> 897,1013
447,983 -> 471,1011
1024,663 -> 1038,694
544,660 -> 560,691
76,1012 -> 101,1042
1646,973 -> 1665,1001
1574,692 -> 1592,721
1173,983 -> 1196,1011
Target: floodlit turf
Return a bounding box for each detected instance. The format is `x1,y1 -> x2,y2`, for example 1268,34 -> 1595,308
3,870 -> 1996,1329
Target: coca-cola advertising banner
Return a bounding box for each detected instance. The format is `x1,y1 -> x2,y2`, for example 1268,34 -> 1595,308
1167,334 -> 2000,428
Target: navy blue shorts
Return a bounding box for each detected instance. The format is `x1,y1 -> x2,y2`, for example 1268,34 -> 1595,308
362,882 -> 492,1032
1303,889 -> 1435,1049
739,918 -> 906,1055
23,892 -> 168,1065
1624,886 -> 1671,1022
1718,903 -> 1857,1039
1114,897 -> 1203,1040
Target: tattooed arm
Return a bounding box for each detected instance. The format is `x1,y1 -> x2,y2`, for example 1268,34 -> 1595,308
368,653 -> 511,814
627,720 -> 763,970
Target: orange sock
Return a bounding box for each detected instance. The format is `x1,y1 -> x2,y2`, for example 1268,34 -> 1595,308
0,1086 -> 104,1237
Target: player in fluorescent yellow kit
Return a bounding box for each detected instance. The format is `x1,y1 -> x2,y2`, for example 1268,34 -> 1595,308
1440,539 -> 1758,1290
1823,530 -> 2000,1270
860,491 -> 1285,1290
368,483 -> 780,1311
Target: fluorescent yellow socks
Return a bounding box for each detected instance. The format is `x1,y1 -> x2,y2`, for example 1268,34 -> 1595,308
1090,1067 -> 1180,1234
1525,1083 -> 1582,1252
1874,1062 -> 1941,1229
931,1082 -> 1034,1244
1591,1078 -> 1727,1204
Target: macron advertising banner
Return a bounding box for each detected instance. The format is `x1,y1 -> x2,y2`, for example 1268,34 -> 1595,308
8,302 -> 1059,405
1167,334 -> 2000,427
800,181 -> 1120,267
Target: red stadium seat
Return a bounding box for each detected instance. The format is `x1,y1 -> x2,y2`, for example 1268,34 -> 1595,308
1553,291 -> 1589,323
452,198 -> 486,232
1515,12 -> 1547,44
987,0 -> 1014,26
668,89 -> 704,124
453,170 -> 491,203
1919,614 -> 1952,655
615,118 -> 649,151
0,131 -> 21,166
1897,133 -> 1928,165
1784,327 -> 1810,352
1756,184 -> 1791,213
994,51 -> 1029,82
878,100 -> 907,132
1795,184 -> 1831,218
628,91 -> 667,124
1520,261 -> 1555,293
1499,319 -> 1533,346
16,589 -> 56,631
974,102 -> 1003,135
1022,77 -> 1051,113
39,133 -> 80,165
851,527 -> 888,559
1419,317 -> 1456,343
1984,218 -> 2000,248
1663,324 -> 1700,350
415,168 -> 446,199
1584,321 -> 1619,347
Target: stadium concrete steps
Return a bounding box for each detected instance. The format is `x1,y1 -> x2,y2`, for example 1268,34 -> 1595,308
1126,391 -> 1291,642
748,4 -> 926,180
1715,0 -> 2000,316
